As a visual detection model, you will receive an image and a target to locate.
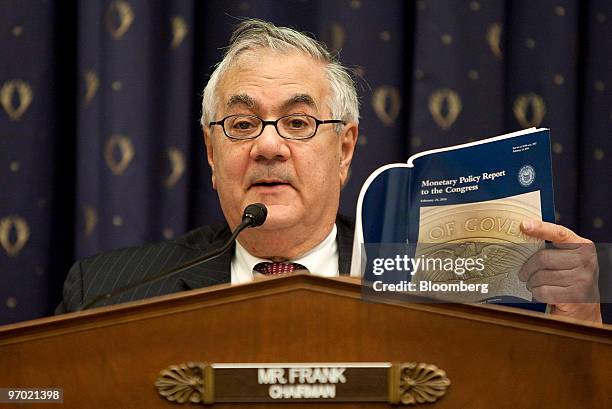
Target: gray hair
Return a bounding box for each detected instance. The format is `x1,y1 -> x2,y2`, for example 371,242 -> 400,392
201,19 -> 359,130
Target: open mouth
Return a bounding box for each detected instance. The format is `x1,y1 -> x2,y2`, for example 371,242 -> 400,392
250,180 -> 291,190
252,181 -> 287,187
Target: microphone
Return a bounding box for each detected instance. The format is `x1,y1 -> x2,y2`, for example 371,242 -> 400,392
242,202 -> 267,227
79,203 -> 267,311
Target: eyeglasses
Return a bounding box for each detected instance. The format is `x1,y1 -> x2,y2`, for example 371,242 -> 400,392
209,114 -> 346,140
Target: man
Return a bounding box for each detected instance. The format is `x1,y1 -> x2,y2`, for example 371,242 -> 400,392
56,19 -> 358,313
56,19 -> 601,323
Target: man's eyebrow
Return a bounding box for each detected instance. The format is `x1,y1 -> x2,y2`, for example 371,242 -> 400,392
226,94 -> 258,110
226,93 -> 318,113
280,94 -> 317,111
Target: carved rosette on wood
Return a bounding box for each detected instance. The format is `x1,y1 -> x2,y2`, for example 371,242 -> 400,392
389,362 -> 451,405
155,362 -> 213,404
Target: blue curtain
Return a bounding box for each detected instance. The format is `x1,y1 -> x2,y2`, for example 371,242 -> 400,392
1,0 -> 610,324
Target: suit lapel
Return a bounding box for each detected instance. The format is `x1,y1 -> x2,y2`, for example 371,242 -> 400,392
178,224 -> 233,290
178,249 -> 233,290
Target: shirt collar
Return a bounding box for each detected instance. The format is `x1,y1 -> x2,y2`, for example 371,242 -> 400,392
231,225 -> 338,284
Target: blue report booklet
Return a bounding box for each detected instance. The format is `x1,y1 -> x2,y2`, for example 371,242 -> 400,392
351,128 -> 555,305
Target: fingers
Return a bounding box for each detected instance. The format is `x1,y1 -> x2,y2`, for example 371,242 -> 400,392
525,269 -> 574,291
531,285 -> 600,304
521,219 -> 587,246
518,249 -> 582,282
520,263 -> 600,303
530,285 -> 574,304
518,219 -> 601,321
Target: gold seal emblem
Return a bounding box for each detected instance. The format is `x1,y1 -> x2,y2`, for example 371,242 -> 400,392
428,89 -> 461,130
104,134 -> 135,175
513,93 -> 546,128
106,0 -> 134,40
164,147 -> 186,188
0,216 -> 30,257
372,86 -> 401,126
170,16 -> 188,49
1,80 -> 33,121
413,191 -> 543,302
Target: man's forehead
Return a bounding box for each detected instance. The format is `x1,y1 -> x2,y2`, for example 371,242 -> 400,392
225,93 -> 319,112
216,49 -> 328,112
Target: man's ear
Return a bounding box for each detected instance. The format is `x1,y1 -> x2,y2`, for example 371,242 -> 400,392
203,127 -> 217,190
339,123 -> 358,187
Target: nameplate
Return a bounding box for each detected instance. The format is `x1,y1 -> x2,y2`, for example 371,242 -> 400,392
155,362 -> 450,405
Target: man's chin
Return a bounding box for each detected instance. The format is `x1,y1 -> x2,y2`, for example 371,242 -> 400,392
254,203 -> 300,231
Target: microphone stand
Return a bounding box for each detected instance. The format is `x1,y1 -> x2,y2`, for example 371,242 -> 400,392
79,211 -> 261,311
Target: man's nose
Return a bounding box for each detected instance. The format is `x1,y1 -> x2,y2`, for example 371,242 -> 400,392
249,123 -> 291,161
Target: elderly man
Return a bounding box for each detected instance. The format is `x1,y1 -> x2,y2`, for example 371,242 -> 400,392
56,19 -> 601,323
56,19 -> 358,313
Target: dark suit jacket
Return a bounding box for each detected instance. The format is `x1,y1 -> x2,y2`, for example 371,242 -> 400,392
56,215 -> 355,313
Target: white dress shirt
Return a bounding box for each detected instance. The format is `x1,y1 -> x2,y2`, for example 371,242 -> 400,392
231,225 -> 339,284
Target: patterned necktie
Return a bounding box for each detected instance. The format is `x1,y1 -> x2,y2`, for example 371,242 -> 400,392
253,262 -> 309,275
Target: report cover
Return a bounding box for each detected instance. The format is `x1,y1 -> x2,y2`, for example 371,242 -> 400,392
352,128 -> 555,305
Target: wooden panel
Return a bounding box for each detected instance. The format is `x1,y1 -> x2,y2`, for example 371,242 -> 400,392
0,274 -> 610,408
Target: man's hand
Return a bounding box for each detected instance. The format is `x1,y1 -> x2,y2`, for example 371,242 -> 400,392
519,219 -> 602,323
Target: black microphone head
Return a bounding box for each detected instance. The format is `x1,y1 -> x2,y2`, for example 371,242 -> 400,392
243,203 -> 267,227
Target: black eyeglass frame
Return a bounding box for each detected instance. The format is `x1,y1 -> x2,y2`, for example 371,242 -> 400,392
209,114 -> 346,140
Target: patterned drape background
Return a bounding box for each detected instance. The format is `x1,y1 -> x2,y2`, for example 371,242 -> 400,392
1,0 -> 610,324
